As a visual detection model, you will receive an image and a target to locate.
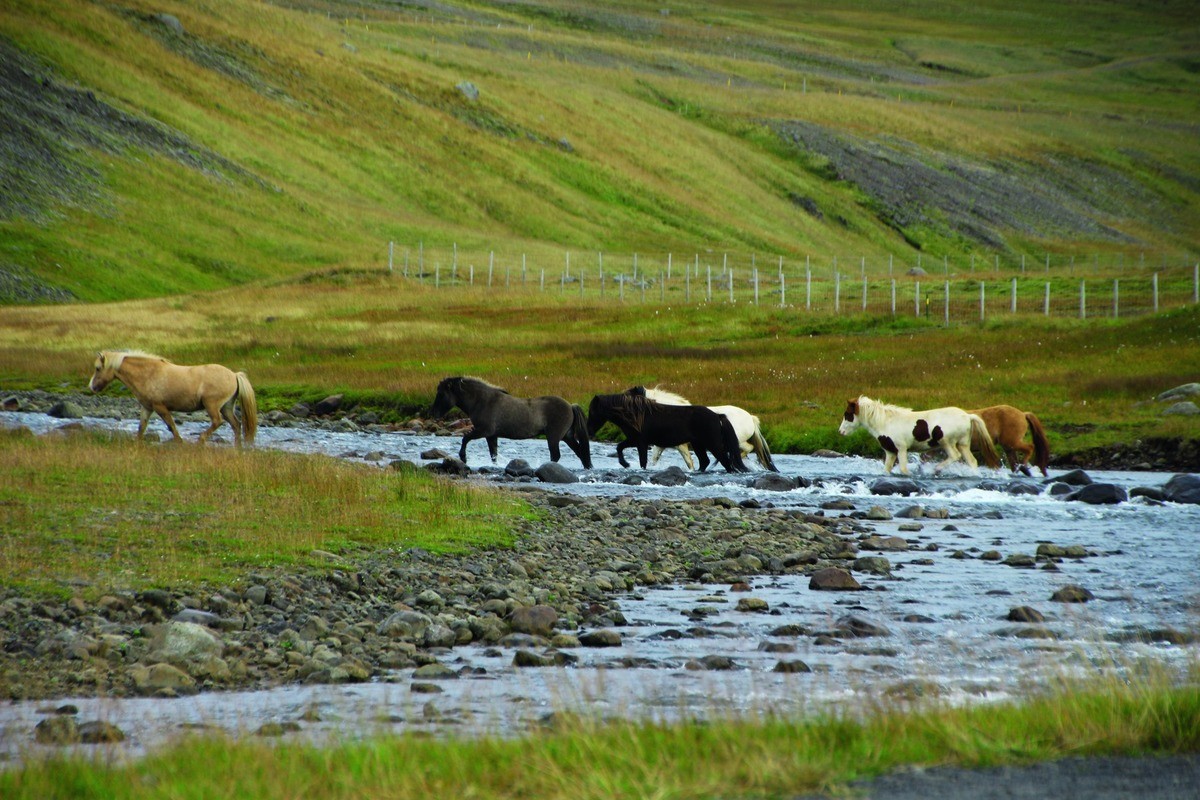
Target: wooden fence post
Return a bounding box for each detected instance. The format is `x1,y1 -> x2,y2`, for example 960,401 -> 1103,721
1044,282 -> 1050,316
728,269 -> 734,303
388,241 -> 394,273
862,276 -> 867,311
914,281 -> 920,317
979,281 -> 985,321
1080,281 -> 1086,319
891,279 -> 896,315
835,271 -> 841,313
1153,272 -> 1159,312
780,273 -> 786,307
1011,278 -> 1017,313
599,252 -> 604,298
806,265 -> 812,310
488,252 -> 494,287
944,280 -> 949,325
1113,278 -> 1118,318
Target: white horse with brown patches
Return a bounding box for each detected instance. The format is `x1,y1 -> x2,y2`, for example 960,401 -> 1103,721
89,350 -> 257,445
839,396 -> 1001,475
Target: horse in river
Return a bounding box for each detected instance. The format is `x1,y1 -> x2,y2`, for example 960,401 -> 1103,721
625,386 -> 778,471
89,350 -> 257,445
969,405 -> 1050,477
430,376 -> 591,468
587,393 -> 749,473
839,395 -> 1001,476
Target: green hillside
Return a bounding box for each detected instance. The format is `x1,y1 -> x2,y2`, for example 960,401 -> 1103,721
1,0 -> 1197,303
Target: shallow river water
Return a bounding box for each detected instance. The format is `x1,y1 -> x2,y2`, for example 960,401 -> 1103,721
2,411 -> 1198,761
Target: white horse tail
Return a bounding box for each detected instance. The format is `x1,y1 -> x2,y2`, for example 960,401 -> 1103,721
748,420 -> 778,472
235,372 -> 258,445
969,414 -> 1000,469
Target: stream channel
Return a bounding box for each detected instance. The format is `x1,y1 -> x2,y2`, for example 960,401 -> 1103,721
2,410 -> 1198,762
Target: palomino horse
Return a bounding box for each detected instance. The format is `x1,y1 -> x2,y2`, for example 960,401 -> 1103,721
970,405 -> 1050,476
587,393 -> 749,473
430,376 -> 592,468
839,395 -> 1001,476
625,386 -> 778,471
89,351 -> 257,445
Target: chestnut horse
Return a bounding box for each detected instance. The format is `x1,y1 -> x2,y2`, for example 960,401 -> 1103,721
970,405 -> 1050,476
89,351 -> 257,445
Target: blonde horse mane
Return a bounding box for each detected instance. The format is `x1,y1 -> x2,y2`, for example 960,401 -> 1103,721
855,395 -> 913,427
100,349 -> 170,370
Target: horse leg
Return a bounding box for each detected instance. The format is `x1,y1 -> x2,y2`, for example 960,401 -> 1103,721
547,437 -> 562,462
694,447 -> 711,473
198,401 -> 225,444
960,439 -> 979,469
615,439 -> 632,468
219,403 -> 241,446
487,436 -> 499,463
458,431 -> 481,463
892,447 -> 908,476
636,443 -> 649,469
650,446 -> 664,466
136,406 -> 153,440
679,445 -> 695,470
153,404 -> 185,442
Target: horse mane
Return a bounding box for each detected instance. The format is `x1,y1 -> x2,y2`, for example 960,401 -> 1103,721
644,385 -> 690,405
459,376 -> 509,395
856,395 -> 912,427
598,393 -> 651,432
102,349 -> 170,368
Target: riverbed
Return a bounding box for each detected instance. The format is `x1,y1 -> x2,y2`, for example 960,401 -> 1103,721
2,410 -> 1198,762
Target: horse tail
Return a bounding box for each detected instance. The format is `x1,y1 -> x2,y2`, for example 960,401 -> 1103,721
719,415 -> 749,473
969,414 -> 1001,469
1025,412 -> 1050,476
235,372 -> 258,445
570,404 -> 592,468
749,420 -> 778,472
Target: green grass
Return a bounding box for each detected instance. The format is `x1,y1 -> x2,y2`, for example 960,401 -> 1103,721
0,428 -> 529,599
2,673 -> 1197,799
1,0 -> 1198,304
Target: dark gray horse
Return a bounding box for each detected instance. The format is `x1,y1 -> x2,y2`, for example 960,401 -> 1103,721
431,376 -> 592,468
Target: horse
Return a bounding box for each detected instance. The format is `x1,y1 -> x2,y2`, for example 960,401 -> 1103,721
624,386 -> 778,471
838,395 -> 1001,476
969,405 -> 1050,477
89,350 -> 257,445
586,393 -> 749,473
430,376 -> 591,468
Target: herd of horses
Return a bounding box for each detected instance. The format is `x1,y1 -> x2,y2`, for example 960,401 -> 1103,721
87,351 -> 1050,477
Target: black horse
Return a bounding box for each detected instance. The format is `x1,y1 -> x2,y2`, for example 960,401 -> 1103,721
586,393 -> 749,473
431,376 -> 592,468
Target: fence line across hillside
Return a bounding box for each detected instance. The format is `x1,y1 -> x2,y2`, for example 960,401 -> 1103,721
384,243 -> 1200,321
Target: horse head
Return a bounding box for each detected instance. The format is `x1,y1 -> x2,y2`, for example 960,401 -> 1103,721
430,377 -> 461,418
89,351 -> 118,393
586,395 -> 608,437
838,397 -> 862,436
623,386 -> 647,398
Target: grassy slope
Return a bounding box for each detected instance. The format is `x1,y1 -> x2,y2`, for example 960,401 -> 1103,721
0,0 -> 1197,303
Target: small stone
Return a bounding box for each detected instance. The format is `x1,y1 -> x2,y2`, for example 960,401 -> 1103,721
735,597 -> 769,613
1051,585 -> 1094,603
773,660 -> 812,674
808,568 -> 861,591
1007,606 -> 1046,623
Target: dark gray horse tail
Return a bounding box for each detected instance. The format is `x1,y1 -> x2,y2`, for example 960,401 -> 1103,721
750,425 -> 778,472
719,415 -> 749,473
570,404 -> 592,468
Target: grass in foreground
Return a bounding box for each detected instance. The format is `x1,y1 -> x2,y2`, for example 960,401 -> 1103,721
0,429 -> 527,599
2,674 -> 1197,799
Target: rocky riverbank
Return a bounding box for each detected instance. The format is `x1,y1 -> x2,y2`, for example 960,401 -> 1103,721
0,481 -> 863,702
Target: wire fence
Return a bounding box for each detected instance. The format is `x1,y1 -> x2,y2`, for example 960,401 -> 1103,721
384,243 -> 1200,322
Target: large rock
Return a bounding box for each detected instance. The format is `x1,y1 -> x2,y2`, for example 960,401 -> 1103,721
1162,401 -> 1199,416
313,394 -> 344,416
1162,474 -> 1200,505
79,721 -> 126,744
129,662 -> 196,695
1051,585 -> 1094,603
535,462 -> 578,484
808,567 -> 862,591
1156,383 -> 1200,402
509,604 -> 558,637
34,716 -> 79,744
1054,469 -> 1093,486
376,610 -> 432,640
47,400 -> 84,419
835,615 -> 891,638
504,459 -> 536,478
752,473 -> 797,491
870,478 -> 920,496
650,466 -> 689,486
1068,483 -> 1127,505
578,629 -> 623,647
149,621 -> 224,666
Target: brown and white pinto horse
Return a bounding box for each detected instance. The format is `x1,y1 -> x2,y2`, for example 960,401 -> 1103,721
969,405 -> 1050,477
89,351 -> 257,445
839,396 -> 1001,476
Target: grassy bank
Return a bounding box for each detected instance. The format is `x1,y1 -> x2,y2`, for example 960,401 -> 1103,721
3,674 -> 1197,798
0,428 -> 527,599
1,275 -> 1197,456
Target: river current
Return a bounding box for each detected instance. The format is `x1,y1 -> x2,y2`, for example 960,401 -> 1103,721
2,411 -> 1198,761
